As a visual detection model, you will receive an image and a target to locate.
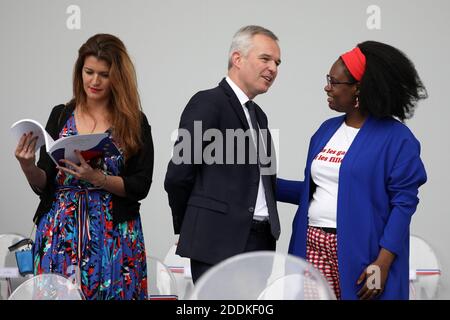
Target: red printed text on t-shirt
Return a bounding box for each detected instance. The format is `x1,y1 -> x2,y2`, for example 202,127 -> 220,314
313,148 -> 346,164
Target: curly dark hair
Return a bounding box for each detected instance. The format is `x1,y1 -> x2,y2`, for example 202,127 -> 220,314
355,41 -> 428,121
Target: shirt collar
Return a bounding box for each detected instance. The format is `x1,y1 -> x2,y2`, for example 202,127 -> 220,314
225,76 -> 250,106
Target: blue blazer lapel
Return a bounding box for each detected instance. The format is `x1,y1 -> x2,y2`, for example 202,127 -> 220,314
308,115 -> 376,168
340,115 -> 376,169
309,115 -> 345,164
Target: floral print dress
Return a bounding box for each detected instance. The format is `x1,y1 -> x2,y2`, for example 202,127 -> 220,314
33,114 -> 147,300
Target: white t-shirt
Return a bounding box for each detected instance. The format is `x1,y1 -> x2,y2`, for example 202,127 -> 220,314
308,122 -> 360,228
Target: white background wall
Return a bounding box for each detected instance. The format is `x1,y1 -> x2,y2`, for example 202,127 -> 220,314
1,0 -> 448,299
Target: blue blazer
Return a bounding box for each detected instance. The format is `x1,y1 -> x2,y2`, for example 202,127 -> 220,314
277,115 -> 427,300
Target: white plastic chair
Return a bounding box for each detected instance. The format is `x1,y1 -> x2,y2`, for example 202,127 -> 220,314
8,273 -> 84,300
188,251 -> 335,300
146,255 -> 178,300
0,233 -> 30,300
409,234 -> 441,299
162,244 -> 194,300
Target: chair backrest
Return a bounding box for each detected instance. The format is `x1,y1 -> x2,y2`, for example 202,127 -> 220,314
146,255 -> 178,300
8,273 -> 84,300
162,244 -> 194,299
188,251 -> 335,300
409,234 -> 441,299
0,233 -> 27,268
0,233 -> 28,300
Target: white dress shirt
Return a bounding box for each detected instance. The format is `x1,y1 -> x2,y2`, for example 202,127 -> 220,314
225,76 -> 269,221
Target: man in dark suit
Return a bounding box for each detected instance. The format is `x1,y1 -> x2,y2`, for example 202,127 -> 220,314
164,25 -> 281,283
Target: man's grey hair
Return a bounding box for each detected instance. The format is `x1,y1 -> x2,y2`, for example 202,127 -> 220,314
228,25 -> 278,70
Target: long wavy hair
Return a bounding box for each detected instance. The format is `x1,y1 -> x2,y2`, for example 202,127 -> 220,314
71,33 -> 143,159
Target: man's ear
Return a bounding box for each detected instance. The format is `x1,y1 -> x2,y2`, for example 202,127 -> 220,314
231,51 -> 242,69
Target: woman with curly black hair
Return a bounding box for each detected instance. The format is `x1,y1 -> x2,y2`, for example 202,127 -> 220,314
277,41 -> 428,300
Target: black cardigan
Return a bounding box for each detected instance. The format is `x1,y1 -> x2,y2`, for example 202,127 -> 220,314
33,103 -> 154,226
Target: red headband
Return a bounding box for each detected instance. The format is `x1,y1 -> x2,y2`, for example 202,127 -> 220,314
340,47 -> 366,81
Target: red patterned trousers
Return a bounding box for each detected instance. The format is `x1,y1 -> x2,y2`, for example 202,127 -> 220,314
306,226 -> 341,299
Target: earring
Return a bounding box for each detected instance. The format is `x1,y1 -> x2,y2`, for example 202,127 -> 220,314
354,96 -> 359,109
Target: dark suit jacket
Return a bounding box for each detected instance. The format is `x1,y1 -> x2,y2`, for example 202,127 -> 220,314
164,78 -> 279,265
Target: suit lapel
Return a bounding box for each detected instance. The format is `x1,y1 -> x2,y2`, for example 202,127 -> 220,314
218,78 -> 249,130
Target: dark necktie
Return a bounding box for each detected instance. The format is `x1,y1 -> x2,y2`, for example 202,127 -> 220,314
245,100 -> 280,239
